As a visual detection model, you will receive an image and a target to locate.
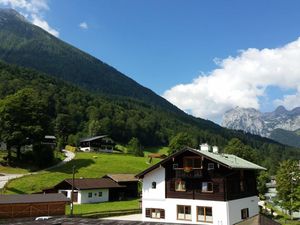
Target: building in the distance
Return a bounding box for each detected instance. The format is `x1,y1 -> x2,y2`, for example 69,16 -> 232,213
136,144 -> 266,225
79,135 -> 114,152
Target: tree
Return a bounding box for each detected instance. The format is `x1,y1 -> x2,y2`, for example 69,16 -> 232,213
276,160 -> 300,219
0,88 -> 49,164
168,132 -> 195,154
223,138 -> 258,163
257,171 -> 269,198
128,137 -> 144,157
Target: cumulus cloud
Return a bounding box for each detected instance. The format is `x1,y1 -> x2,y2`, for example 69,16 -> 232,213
79,21 -> 88,30
163,37 -> 300,121
0,0 -> 59,37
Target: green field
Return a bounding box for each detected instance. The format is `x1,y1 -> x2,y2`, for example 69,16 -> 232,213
4,152 -> 160,194
66,199 -> 139,216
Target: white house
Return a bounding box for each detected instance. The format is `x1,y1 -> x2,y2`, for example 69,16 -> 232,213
47,178 -> 125,204
136,146 -> 266,225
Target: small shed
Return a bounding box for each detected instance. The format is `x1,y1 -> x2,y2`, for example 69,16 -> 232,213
102,174 -> 139,199
0,193 -> 69,219
79,135 -> 114,152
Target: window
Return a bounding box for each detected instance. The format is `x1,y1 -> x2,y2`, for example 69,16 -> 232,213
202,182 -> 213,192
98,192 -> 102,197
152,182 -> 156,189
197,206 -> 213,223
145,208 -> 165,219
241,208 -> 249,219
183,157 -> 202,168
208,163 -> 214,170
88,192 -> 92,198
175,179 -> 186,191
177,205 -> 191,220
173,163 -> 178,169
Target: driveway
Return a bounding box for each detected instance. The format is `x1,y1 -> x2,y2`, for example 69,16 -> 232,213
0,150 -> 75,190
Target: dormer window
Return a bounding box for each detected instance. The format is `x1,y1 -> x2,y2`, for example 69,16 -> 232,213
152,182 -> 156,189
208,163 -> 214,170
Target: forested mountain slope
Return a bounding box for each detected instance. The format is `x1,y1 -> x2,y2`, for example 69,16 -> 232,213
0,61 -> 299,173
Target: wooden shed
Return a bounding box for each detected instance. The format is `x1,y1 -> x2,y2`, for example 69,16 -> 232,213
102,174 -> 139,199
0,193 -> 69,219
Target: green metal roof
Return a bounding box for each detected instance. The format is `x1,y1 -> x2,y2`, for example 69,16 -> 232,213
195,148 -> 266,170
136,147 -> 266,178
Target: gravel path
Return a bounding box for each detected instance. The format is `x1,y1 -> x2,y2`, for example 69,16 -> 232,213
0,150 -> 75,190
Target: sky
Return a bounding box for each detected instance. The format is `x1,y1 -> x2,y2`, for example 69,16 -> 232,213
1,0 -> 300,123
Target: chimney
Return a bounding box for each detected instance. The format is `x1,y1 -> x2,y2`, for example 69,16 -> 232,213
200,143 -> 211,152
212,146 -> 219,153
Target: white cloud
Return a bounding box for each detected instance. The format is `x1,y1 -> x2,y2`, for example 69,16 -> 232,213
79,21 -> 88,30
31,13 -> 59,37
0,0 -> 59,37
163,37 -> 300,121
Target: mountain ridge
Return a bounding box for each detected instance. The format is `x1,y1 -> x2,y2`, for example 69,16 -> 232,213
222,106 -> 300,147
0,8 -> 184,115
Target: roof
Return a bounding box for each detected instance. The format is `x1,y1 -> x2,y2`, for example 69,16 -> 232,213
235,214 -> 281,225
80,135 -> 108,142
62,178 -> 125,190
44,135 -> 56,139
0,193 -> 69,204
136,147 -> 266,178
103,174 -> 139,182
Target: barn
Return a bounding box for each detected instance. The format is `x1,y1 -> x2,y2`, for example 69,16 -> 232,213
0,193 -> 69,219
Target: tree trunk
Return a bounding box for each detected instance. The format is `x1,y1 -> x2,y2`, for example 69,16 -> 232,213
16,146 -> 21,161
7,146 -> 11,166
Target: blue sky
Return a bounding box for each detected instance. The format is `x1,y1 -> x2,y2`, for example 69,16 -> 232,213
1,0 -> 300,122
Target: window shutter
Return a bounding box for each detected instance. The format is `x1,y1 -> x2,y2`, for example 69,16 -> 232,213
146,208 -> 150,218
160,209 -> 165,219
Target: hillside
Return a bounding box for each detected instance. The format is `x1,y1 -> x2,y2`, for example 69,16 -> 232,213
0,8 -> 181,114
0,61 -> 299,174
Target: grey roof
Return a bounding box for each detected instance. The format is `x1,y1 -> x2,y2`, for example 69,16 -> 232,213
136,147 -> 266,178
197,149 -> 266,170
103,174 -> 139,182
80,135 -> 108,142
44,135 -> 56,139
0,193 -> 69,204
62,178 -> 125,190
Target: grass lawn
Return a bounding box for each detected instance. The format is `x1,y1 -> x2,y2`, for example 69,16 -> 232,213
4,152 -> 160,194
143,146 -> 170,156
66,199 -> 139,216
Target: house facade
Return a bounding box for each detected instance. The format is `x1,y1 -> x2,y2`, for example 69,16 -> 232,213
136,146 -> 266,225
79,135 -> 114,152
45,178 -> 125,204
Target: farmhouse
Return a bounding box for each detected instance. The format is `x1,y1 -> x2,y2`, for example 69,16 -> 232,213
0,193 -> 69,219
46,178 -> 125,204
102,174 -> 139,198
79,135 -> 114,152
136,145 -> 266,225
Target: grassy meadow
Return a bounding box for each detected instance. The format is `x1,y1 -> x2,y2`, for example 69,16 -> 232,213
4,152 -> 160,194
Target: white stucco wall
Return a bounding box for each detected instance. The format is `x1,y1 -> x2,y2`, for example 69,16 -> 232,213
59,188 -> 109,204
142,195 -> 259,225
227,196 -> 259,225
79,189 -> 109,204
142,166 -> 165,200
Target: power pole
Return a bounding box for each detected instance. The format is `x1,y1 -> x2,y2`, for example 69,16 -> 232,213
70,165 -> 75,217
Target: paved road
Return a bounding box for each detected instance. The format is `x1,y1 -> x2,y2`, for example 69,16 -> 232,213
3,217 -> 187,225
0,150 -> 75,190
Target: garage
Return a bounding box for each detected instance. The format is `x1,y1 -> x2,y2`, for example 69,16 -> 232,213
0,193 -> 69,219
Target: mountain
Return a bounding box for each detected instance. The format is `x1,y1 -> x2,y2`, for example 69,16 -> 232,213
222,106 -> 300,147
0,8 -> 179,114
0,8 -> 299,173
